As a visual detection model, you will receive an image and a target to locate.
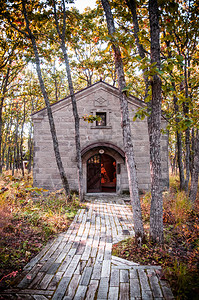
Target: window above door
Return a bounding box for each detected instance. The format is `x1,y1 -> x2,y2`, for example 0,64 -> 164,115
96,112 -> 106,127
90,109 -> 112,129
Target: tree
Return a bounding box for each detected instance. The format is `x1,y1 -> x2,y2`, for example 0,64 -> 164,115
101,0 -> 144,242
125,0 -> 149,100
52,0 -> 83,201
189,129 -> 199,203
67,7 -> 116,87
148,0 -> 163,243
104,0 -> 163,243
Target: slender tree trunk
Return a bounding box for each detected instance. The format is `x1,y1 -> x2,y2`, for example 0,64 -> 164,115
2,119 -> 11,169
53,0 -> 84,201
53,61 -> 59,102
184,128 -> 190,191
12,146 -> 16,176
9,149 -> 12,170
61,43 -> 84,201
1,123 -> 9,169
20,100 -> 26,176
149,0 -> 163,243
189,60 -> 194,178
169,61 -> 185,188
125,0 -> 149,100
0,66 -> 10,173
101,0 -> 144,242
21,0 -> 70,195
190,127 -> 195,176
28,124 -> 33,174
171,146 -> 177,175
183,56 -> 190,192
2,143 -> 7,169
165,39 -> 185,189
6,146 -> 10,170
15,109 -> 19,172
173,90 -> 185,189
189,129 -> 199,203
177,131 -> 185,187
125,0 -> 158,208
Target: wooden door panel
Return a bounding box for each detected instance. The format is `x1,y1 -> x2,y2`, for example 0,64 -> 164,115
87,155 -> 101,193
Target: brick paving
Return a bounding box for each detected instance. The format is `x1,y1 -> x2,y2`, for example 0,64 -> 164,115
1,197 -> 174,299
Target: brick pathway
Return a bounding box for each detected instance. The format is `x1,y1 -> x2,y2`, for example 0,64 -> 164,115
1,198 -> 174,299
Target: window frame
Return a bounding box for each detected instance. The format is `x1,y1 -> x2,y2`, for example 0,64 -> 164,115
90,109 -> 112,129
96,112 -> 106,127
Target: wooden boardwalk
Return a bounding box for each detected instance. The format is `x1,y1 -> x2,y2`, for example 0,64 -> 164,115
1,198 -> 174,299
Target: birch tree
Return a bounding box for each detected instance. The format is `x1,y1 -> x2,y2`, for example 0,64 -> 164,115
52,0 -> 83,201
148,0 -> 163,243
101,0 -> 144,242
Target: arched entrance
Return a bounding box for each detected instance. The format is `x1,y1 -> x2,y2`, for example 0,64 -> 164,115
87,153 -> 116,193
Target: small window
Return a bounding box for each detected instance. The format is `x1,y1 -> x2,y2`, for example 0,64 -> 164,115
96,112 -> 106,126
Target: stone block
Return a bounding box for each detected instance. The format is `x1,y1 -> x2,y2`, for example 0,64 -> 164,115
138,183 -> 151,190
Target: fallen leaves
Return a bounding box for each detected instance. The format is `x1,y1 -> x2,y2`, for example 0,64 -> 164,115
0,271 -> 18,283
0,171 -> 82,290
113,188 -> 199,300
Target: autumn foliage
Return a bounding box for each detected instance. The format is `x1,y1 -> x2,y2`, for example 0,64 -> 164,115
0,171 -> 82,289
113,175 -> 199,300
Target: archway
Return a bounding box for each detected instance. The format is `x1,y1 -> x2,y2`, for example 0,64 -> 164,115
87,153 -> 116,193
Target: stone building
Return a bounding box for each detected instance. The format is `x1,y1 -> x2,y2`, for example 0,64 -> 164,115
32,81 -> 169,194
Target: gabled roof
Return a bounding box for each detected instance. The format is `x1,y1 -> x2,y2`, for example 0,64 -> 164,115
32,80 -> 145,119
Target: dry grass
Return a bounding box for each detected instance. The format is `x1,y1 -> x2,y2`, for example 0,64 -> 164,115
0,170 -> 83,289
113,175 -> 199,300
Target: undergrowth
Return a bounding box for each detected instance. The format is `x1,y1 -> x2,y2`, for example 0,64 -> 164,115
113,175 -> 199,300
0,171 -> 83,289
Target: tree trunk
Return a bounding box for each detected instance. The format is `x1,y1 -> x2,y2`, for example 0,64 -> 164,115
125,0 -> 149,100
190,127 -> 195,176
173,90 -> 185,190
6,146 -> 10,171
101,0 -> 144,242
12,146 -> 16,176
28,124 -> 33,174
2,115 -> 12,170
20,100 -> 26,176
9,149 -> 12,171
21,0 -> 70,196
184,128 -> 190,191
189,129 -> 199,203
0,66 -> 10,173
61,43 -> 84,201
53,0 -> 84,201
16,110 -> 20,172
53,61 -> 59,102
14,109 -> 19,173
183,57 -> 190,192
149,0 -> 163,243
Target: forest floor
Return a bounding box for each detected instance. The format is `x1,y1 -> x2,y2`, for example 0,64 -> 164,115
0,172 -> 198,299
113,176 -> 199,300
0,171 -> 84,290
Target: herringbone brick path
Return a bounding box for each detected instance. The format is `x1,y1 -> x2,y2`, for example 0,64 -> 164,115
0,198 -> 174,299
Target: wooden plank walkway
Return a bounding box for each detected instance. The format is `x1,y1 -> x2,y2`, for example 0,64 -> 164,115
1,197 -> 174,299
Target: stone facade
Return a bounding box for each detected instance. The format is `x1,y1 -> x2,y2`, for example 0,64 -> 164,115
32,81 -> 169,194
